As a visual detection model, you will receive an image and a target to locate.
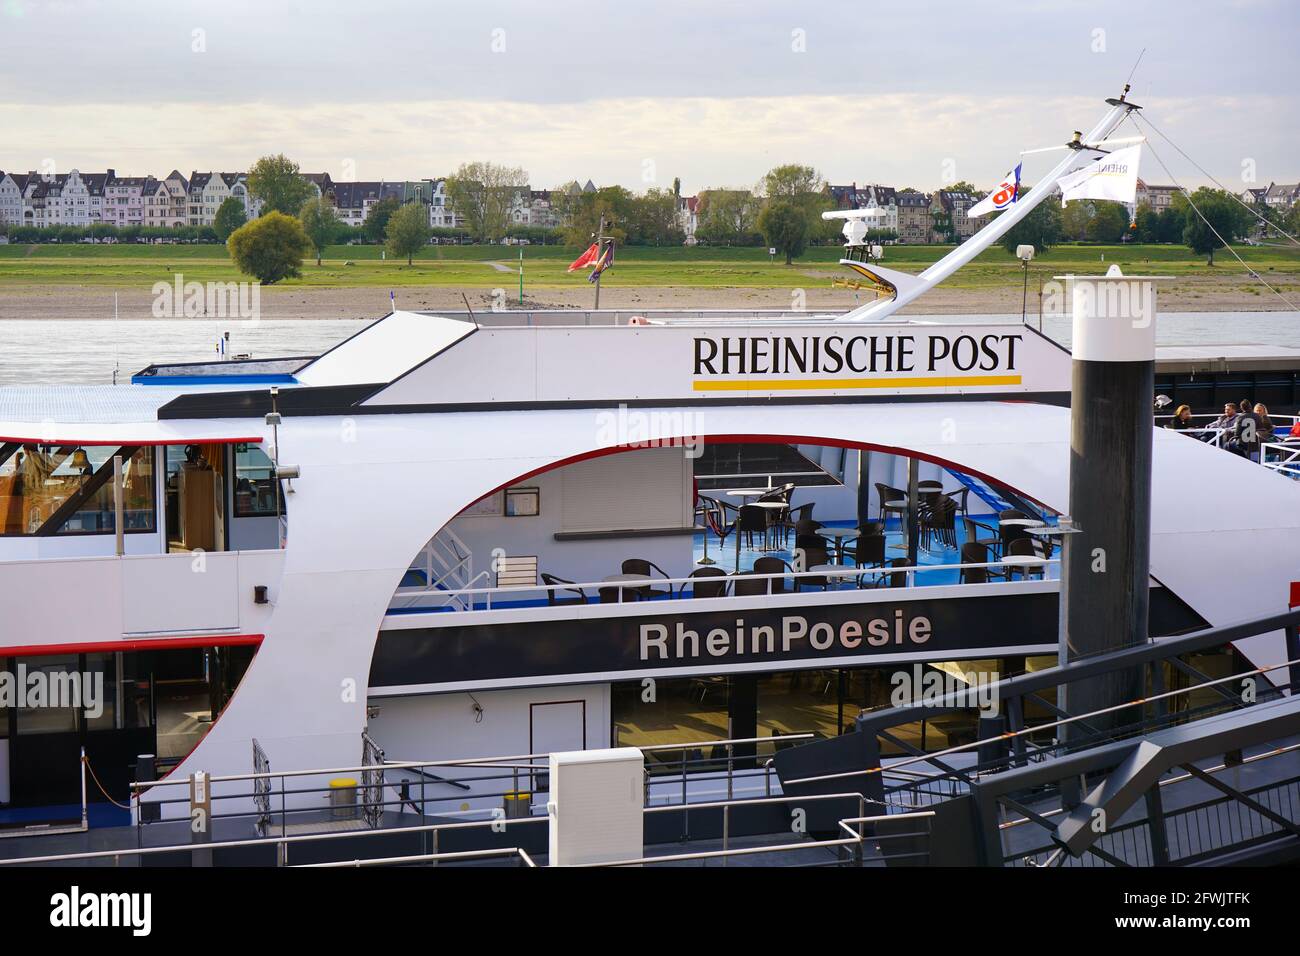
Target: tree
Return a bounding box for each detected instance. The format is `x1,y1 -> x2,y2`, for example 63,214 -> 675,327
363,196 -> 400,243
246,154 -> 315,217
556,186 -> 633,246
213,196 -> 247,242
759,164 -> 829,251
1132,201 -> 1159,243
445,161 -> 529,242
997,187 -> 1062,255
624,188 -> 682,245
696,189 -> 762,245
299,196 -> 341,265
1182,187 -> 1247,264
1083,201 -> 1130,243
757,199 -> 810,264
385,202 -> 431,265
226,211 -> 312,283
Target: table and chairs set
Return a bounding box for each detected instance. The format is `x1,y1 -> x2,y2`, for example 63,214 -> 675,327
537,483 -> 1055,607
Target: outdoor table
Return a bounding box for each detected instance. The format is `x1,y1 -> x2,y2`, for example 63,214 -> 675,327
818,527 -> 859,564
999,555 -> 1048,580
601,572 -> 652,602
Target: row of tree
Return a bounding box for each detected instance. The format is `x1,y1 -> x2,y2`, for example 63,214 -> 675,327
997,186 -> 1275,264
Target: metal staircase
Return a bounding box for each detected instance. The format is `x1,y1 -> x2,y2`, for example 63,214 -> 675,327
774,610 -> 1300,866
392,526 -> 480,612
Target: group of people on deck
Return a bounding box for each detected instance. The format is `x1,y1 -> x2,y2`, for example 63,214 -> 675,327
1166,400 -> 1292,462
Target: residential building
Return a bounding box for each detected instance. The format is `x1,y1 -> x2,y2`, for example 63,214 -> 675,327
895,190 -> 930,243
102,172 -> 151,228
0,172 -> 28,226
1264,182 -> 1300,209
188,172 -> 259,226
1135,179 -> 1180,213
930,190 -> 977,242
144,170 -> 189,229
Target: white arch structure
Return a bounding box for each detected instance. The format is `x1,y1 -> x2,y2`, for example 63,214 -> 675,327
134,397 -> 1300,795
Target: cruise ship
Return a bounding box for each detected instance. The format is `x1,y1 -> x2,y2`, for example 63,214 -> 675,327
1,88 -> 1298,869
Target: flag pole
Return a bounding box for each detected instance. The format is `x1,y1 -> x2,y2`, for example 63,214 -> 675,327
593,215 -> 607,310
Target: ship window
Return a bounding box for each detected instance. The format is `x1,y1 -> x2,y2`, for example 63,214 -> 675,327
232,443 -> 279,518
0,443 -> 156,536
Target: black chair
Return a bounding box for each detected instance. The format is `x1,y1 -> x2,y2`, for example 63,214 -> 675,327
845,532 -> 886,577
793,542 -> 832,590
883,558 -> 910,588
753,556 -> 793,594
735,503 -> 771,551
621,558 -> 675,600
998,509 -> 1034,555
689,566 -> 729,598
541,573 -> 589,606
793,516 -> 824,539
956,546 -> 993,582
964,515 -> 1002,557
733,574 -> 771,597
919,495 -> 958,551
945,486 -> 970,521
876,482 -> 909,530
777,502 -> 816,545
598,586 -> 623,604
1007,537 -> 1046,580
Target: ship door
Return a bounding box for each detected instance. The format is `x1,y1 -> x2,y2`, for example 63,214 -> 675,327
529,700 -> 586,793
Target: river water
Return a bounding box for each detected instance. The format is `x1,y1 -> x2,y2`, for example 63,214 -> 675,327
0,311 -> 1296,385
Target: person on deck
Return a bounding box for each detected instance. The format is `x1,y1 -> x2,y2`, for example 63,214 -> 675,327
1207,402 -> 1239,444
1232,400 -> 1264,462
1166,405 -> 1195,430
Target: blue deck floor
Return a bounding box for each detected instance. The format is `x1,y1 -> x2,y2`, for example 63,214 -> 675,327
695,516 -> 980,588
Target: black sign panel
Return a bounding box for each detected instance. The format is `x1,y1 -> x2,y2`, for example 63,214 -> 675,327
370,591 -> 1062,688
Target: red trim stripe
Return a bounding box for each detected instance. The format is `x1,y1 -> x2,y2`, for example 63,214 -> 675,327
0,436 -> 263,447
0,633 -> 264,658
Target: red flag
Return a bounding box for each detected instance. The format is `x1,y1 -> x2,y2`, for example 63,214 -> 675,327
567,242 -> 600,273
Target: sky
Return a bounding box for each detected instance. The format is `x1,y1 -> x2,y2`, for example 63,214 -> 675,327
0,0 -> 1295,195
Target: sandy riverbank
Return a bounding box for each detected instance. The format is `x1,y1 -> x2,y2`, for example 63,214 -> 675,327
0,280 -> 1291,321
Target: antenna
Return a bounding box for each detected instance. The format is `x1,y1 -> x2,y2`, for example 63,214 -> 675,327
1125,48 -> 1146,88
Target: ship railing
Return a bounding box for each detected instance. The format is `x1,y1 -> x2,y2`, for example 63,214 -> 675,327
1262,439 -> 1300,479
389,557 -> 1060,613
399,526 -> 478,611
434,308 -> 849,328
112,734 -> 819,846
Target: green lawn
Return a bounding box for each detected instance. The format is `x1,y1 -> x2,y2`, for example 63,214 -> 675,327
0,241 -> 1295,290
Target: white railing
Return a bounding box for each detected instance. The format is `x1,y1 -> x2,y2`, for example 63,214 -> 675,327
388,557 -> 1060,613
397,526 -> 477,611
1263,440 -> 1300,479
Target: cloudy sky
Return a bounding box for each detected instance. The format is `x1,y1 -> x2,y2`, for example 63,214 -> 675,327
0,0 -> 1295,193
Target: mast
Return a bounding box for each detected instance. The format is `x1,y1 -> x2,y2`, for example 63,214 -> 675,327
839,89 -> 1142,322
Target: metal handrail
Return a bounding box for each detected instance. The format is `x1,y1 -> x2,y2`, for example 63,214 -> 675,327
390,556 -> 1060,610
786,655 -> 1300,787
586,810 -> 936,867
129,734 -> 817,791
300,847 -> 539,868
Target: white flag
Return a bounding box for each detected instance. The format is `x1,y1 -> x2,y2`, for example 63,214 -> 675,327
968,163 -> 1022,218
1058,144 -> 1141,205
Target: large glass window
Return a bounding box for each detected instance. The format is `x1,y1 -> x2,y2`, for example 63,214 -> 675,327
0,444 -> 155,536
13,655 -> 81,735
612,677 -> 730,774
